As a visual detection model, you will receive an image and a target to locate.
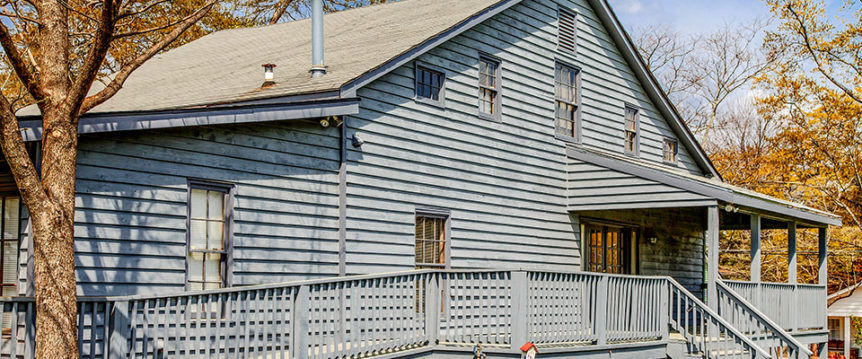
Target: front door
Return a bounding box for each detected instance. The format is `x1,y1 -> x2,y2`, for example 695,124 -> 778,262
585,223 -> 634,274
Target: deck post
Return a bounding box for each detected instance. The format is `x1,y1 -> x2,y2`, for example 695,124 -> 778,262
707,206 -> 719,310
660,280 -> 669,341
109,300 -> 130,358
750,214 -> 761,284
292,285 -> 310,359
425,272 -> 440,344
788,222 -> 797,332
818,227 -> 828,285
596,275 -> 609,346
510,271 -> 529,351
845,315 -> 851,359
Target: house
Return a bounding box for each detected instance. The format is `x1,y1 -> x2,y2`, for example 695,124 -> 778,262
828,282 -> 862,359
3,0 -> 842,358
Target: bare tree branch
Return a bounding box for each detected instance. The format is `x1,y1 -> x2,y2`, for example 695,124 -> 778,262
67,0 -> 118,117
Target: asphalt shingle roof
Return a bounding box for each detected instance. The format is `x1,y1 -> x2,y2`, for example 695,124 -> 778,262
21,0 -> 501,115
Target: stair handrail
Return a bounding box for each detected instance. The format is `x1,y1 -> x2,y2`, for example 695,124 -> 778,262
716,279 -> 813,357
667,277 -> 772,359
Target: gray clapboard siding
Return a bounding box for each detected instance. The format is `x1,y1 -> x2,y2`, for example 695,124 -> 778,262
567,158 -> 711,210
73,121 -> 342,296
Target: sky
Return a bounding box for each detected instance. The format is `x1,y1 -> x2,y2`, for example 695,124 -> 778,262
607,0 -> 850,36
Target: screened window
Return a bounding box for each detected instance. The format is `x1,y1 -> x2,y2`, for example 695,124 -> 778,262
555,63 -> 580,139
415,215 -> 447,268
0,197 -> 19,297
663,138 -> 678,163
188,186 -> 229,290
415,65 -> 444,104
624,106 -> 639,155
478,56 -> 501,119
558,7 -> 576,54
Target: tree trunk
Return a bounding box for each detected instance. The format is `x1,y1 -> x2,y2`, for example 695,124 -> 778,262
30,110 -> 79,359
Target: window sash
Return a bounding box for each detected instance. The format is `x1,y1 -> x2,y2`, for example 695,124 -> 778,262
0,197 -> 19,296
479,57 -> 500,117
415,216 -> 447,268
663,139 -> 678,163
555,63 -> 579,138
416,66 -> 444,102
624,107 -> 639,154
188,186 -> 229,290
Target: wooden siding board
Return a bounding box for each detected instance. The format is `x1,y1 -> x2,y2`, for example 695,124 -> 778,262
72,121 -> 341,296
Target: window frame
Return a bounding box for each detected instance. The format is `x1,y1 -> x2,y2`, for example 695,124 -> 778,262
414,62 -> 447,107
414,208 -> 451,269
477,54 -> 503,122
0,196 -> 20,297
557,6 -> 577,55
624,105 -> 640,157
663,138 -> 679,165
580,218 -> 638,275
554,61 -> 582,143
185,180 -> 234,291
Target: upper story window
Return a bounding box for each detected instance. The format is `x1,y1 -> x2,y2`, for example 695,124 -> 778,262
478,56 -> 501,120
555,62 -> 580,140
557,7 -> 576,54
663,138 -> 679,164
188,183 -> 231,290
624,106 -> 639,156
415,64 -> 445,105
415,213 -> 448,269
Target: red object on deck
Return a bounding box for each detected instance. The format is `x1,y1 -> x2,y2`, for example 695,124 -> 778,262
520,342 -> 538,353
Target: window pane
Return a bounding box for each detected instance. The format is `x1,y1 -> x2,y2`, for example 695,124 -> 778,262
207,221 -> 224,250
190,220 -> 207,250
415,216 -> 446,267
2,241 -> 16,285
207,191 -> 223,220
3,197 -> 18,241
188,252 -> 204,282
190,189 -> 207,219
416,67 -> 444,102
205,253 -> 222,285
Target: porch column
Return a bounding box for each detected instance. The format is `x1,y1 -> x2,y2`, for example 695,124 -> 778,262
750,214 -> 761,283
845,315 -> 851,359
707,206 -> 719,310
819,227 -> 828,285
788,222 -> 797,284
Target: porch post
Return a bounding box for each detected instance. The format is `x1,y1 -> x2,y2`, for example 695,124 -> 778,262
707,206 -> 719,310
750,214 -> 761,283
819,227 -> 828,285
845,315 -> 851,359
788,222 -> 797,284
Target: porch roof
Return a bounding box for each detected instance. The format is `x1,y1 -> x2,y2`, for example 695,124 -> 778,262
566,146 -> 841,228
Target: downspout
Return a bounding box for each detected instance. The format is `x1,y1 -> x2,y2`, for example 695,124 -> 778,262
310,0 -> 326,77
338,119 -> 347,276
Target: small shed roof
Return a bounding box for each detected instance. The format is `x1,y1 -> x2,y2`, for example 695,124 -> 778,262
829,282 -> 862,317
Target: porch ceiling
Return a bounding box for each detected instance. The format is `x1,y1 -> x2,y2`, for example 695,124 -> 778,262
567,146 -> 841,228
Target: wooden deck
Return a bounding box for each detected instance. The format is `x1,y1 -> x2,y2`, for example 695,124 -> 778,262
0,269 -> 826,359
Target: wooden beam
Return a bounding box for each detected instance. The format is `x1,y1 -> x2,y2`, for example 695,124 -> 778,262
751,214 -> 761,283
788,222 -> 797,284
707,206 -> 719,310
845,316 -> 851,359
819,227 -> 828,285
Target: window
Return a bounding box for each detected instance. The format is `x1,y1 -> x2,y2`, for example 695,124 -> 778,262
555,63 -> 580,139
584,222 -> 635,274
187,184 -> 231,291
828,318 -> 842,341
415,64 -> 445,105
415,214 -> 447,268
0,197 -> 19,297
624,106 -> 639,155
478,56 -> 501,120
558,7 -> 576,54
663,138 -> 678,164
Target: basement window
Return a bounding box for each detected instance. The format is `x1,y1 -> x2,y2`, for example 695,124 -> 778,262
415,64 -> 445,106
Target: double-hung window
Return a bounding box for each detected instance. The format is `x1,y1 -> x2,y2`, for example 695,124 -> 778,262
624,106 -> 639,156
415,64 -> 445,105
555,63 -> 580,140
415,214 -> 448,269
663,138 -> 678,164
478,56 -> 501,120
0,197 -> 19,297
187,183 -> 231,290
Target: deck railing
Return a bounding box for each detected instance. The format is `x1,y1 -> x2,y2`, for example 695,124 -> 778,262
722,280 -> 827,332
0,270 -> 773,359
716,280 -> 813,359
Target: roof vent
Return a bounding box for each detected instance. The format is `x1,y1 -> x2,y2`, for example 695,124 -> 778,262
262,63 -> 276,86
310,0 -> 326,77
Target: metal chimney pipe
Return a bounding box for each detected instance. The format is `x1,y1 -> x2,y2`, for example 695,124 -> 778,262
310,0 -> 326,77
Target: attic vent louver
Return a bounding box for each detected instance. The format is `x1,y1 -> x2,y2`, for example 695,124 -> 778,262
557,8 -> 576,54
